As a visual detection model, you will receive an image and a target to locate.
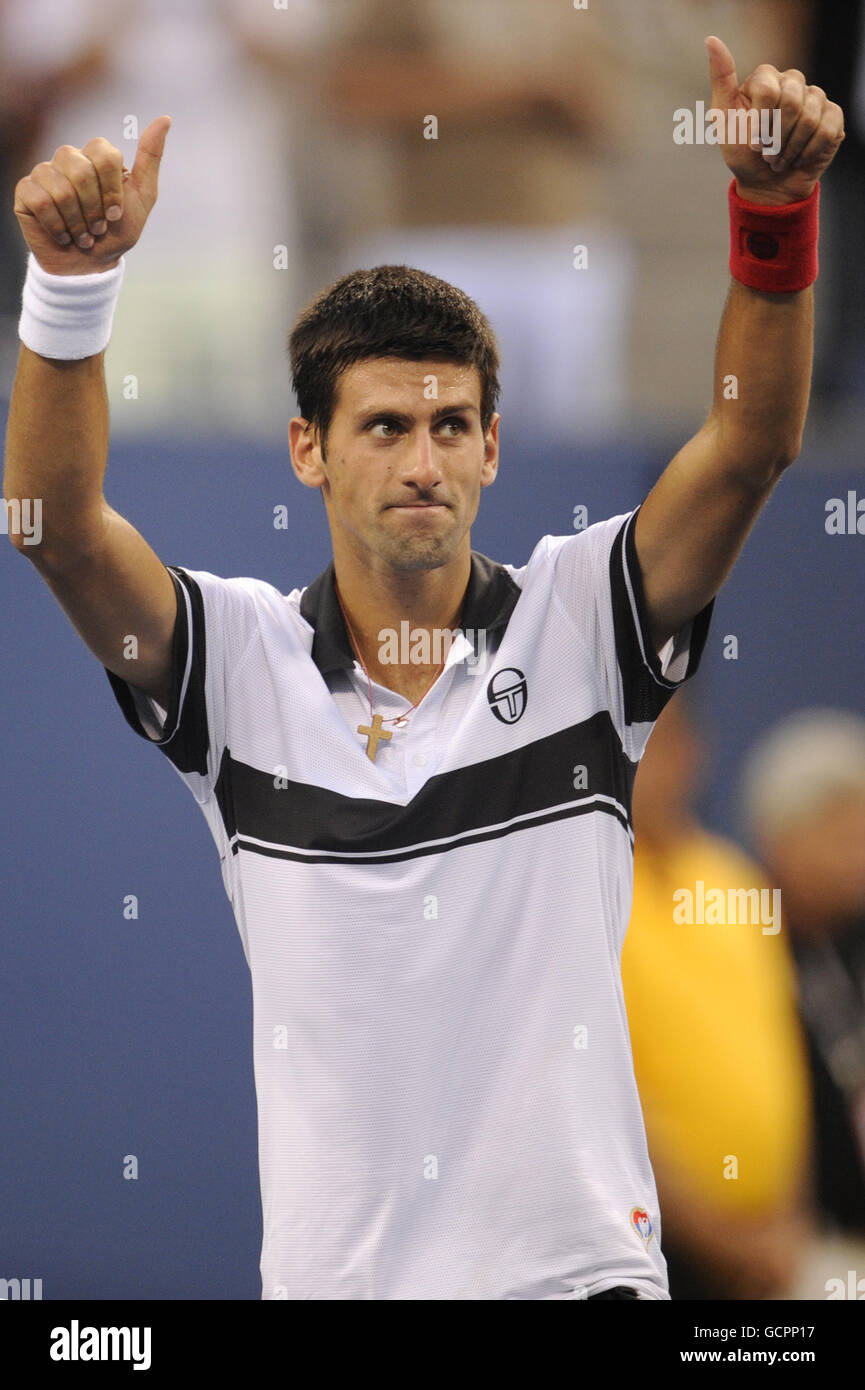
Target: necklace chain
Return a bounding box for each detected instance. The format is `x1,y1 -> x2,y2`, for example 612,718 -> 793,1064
334,581 -> 448,729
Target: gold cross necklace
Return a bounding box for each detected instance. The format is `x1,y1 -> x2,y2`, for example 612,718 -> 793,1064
334,580 -> 449,762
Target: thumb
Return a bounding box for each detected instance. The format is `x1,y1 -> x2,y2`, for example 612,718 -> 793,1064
705,34 -> 740,108
130,115 -> 172,203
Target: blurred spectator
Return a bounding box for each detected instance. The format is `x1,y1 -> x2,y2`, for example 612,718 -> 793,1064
305,0 -> 809,443
621,690 -> 815,1299
304,0 -> 633,442
739,710 -> 865,1242
0,0 -> 819,445
0,0 -> 108,392
0,0 -> 328,437
595,0 -> 810,437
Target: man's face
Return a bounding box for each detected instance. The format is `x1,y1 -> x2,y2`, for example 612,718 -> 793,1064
295,357 -> 499,576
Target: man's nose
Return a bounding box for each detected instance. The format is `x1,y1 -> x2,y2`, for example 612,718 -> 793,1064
400,430 -> 442,490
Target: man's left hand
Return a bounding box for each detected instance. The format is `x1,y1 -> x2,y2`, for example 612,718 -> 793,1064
706,34 -> 845,206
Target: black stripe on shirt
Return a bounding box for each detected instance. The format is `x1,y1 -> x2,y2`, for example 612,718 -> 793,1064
104,565 -> 210,776
213,708 -> 637,863
610,507 -> 714,727
231,797 -> 630,865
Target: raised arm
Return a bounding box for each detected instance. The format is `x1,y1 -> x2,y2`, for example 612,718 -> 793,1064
634,36 -> 845,652
4,117 -> 178,710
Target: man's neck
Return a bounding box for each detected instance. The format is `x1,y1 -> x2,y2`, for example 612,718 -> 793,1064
334,549 -> 471,703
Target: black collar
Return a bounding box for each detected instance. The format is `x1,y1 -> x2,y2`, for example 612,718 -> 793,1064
299,551 -> 521,676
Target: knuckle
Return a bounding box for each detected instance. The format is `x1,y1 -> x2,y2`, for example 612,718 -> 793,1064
55,192 -> 84,227
28,187 -> 55,215
87,155 -> 117,185
748,78 -> 775,101
84,139 -> 120,170
779,81 -> 804,105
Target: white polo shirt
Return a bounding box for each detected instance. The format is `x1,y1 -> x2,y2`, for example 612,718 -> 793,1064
105,504 -> 713,1299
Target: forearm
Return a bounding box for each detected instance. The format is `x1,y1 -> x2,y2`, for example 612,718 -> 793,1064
4,344 -> 109,565
633,38 -> 841,648
708,275 -> 814,482
7,114 -> 169,566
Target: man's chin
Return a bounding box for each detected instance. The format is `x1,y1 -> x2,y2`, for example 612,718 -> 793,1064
378,534 -> 457,572
385,546 -> 451,573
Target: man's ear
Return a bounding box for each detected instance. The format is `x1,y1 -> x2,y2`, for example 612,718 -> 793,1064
480,413 -> 500,489
289,417 -> 327,488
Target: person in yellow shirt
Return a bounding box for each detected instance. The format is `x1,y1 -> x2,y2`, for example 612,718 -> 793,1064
622,690 -> 814,1298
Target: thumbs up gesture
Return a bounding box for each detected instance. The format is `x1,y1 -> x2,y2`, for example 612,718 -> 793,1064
705,35 -> 845,205
13,116 -> 172,275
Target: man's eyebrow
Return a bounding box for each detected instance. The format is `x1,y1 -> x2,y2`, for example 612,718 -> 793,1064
355,402 -> 479,426
430,402 -> 478,423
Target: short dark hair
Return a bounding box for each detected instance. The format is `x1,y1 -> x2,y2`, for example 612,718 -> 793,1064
288,265 -> 500,455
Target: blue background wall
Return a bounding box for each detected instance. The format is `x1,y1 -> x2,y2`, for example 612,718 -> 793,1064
1,425 -> 861,1298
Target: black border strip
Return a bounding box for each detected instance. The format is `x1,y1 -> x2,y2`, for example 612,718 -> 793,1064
104,565 -> 210,776
229,795 -> 632,864
611,508 -> 714,726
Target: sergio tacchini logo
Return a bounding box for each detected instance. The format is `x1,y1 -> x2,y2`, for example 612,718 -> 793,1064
486,667 -> 527,724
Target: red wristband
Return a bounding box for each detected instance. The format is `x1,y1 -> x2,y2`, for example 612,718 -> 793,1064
728,177 -> 819,293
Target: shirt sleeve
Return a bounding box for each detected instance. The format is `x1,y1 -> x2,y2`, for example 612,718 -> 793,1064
103,565 -> 261,803
545,503 -> 714,760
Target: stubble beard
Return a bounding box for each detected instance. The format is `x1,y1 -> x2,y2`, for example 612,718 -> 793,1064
376,530 -> 454,573
373,505 -> 465,573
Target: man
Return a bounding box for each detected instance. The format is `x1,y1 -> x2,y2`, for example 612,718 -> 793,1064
4,38 -> 844,1299
739,709 -> 865,1248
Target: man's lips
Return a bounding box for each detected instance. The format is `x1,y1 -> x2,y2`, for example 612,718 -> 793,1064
386,502 -> 449,510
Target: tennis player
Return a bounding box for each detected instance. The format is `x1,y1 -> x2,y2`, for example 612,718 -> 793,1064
5,37 -> 844,1299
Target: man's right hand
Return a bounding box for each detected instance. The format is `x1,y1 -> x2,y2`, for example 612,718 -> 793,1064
13,115 -> 171,276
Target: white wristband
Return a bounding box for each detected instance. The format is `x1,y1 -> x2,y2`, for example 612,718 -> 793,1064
18,251 -> 125,360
